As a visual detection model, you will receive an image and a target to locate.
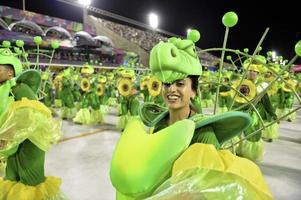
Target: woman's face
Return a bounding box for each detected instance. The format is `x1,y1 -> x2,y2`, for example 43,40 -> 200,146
162,77 -> 196,110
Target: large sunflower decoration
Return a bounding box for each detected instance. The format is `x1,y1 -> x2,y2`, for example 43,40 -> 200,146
118,78 -> 133,97
96,84 -> 105,96
282,79 -> 297,92
80,77 -> 90,92
148,76 -> 162,97
231,79 -> 256,104
96,75 -> 107,96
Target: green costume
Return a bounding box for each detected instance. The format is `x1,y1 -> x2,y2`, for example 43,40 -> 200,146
116,69 -> 140,132
0,48 -> 65,200
110,29 -> 272,199
73,66 -> 104,125
234,58 -> 277,161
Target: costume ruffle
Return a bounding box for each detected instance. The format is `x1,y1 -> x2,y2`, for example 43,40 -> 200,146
237,139 -> 265,162
147,143 -> 272,200
276,108 -> 296,121
0,176 -> 67,200
59,107 -> 77,120
262,122 -> 279,140
73,108 -> 103,125
0,98 -> 62,157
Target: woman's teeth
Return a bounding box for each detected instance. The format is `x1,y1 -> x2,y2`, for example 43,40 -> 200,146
167,95 -> 179,100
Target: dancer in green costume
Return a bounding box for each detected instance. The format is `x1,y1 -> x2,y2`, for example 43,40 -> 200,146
73,65 -> 104,125
233,57 -> 277,161
0,46 -> 65,200
276,71 -> 297,122
110,26 -> 272,199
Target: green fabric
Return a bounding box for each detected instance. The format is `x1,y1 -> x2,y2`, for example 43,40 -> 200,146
15,70 -> 41,94
191,111 -> 252,145
5,139 -> 46,186
110,118 -> 195,198
149,36 -> 202,83
139,103 -> 252,146
12,83 -> 37,100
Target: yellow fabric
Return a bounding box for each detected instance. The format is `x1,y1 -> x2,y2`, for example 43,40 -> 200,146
0,176 -> 62,200
172,143 -> 272,199
11,98 -> 52,118
0,99 -> 62,155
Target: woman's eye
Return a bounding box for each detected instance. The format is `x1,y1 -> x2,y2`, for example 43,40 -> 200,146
163,83 -> 171,88
176,82 -> 184,87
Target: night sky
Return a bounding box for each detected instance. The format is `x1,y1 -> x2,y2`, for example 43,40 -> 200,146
1,0 -> 300,62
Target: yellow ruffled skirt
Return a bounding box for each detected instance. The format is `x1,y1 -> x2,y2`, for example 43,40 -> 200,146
0,176 -> 67,200
148,143 -> 272,199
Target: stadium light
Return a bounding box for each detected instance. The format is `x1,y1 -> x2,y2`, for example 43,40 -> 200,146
78,0 -> 91,25
271,51 -> 276,61
148,13 -> 158,29
78,0 -> 91,6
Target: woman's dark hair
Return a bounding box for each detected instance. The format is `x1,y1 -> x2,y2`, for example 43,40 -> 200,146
188,75 -> 199,93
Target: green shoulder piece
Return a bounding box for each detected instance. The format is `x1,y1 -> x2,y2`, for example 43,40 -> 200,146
138,103 -> 168,127
190,111 -> 252,145
12,83 -> 37,100
15,69 -> 41,94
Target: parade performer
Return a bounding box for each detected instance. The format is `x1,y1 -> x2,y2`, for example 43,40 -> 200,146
233,56 -> 277,161
0,46 -> 66,199
73,65 -> 104,125
116,68 -> 140,131
276,71 -> 297,122
110,28 -> 272,199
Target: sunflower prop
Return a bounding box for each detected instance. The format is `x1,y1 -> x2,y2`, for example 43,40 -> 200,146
148,76 -> 162,97
282,79 -> 297,92
97,84 -> 105,96
80,77 -> 90,92
232,79 -> 256,104
118,78 -> 132,97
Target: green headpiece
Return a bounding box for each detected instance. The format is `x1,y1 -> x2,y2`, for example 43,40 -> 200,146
0,48 -> 23,76
149,29 -> 202,83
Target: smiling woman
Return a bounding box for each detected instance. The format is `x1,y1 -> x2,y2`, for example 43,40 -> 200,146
110,29 -> 273,199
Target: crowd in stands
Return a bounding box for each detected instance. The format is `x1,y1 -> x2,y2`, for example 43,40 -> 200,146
97,18 -> 223,66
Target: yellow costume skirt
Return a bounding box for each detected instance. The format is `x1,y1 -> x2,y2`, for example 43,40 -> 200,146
0,176 -> 66,200
148,143 -> 272,200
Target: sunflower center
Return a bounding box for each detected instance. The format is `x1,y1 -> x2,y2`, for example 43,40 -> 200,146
239,85 -> 250,96
152,82 -> 159,91
122,84 -> 129,92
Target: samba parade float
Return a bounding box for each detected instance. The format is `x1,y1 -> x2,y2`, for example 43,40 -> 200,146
109,11 -> 301,199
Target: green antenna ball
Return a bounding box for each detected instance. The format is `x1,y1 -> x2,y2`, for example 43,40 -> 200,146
295,40 -> 301,56
187,29 -> 201,43
222,11 -> 238,27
